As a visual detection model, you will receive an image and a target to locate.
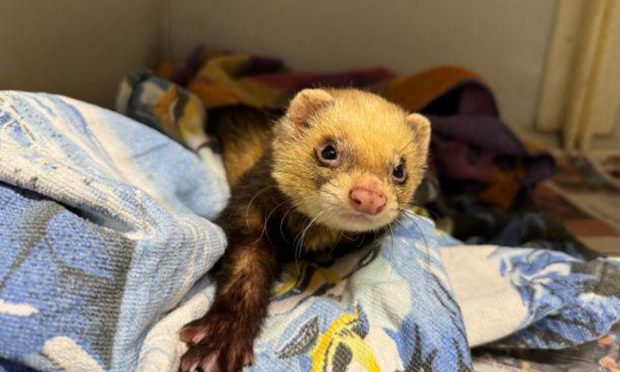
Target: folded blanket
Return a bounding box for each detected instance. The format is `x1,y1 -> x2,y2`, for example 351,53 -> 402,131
1,91 -> 619,371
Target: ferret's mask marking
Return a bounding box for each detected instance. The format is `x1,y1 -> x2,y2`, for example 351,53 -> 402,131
272,89 -> 431,233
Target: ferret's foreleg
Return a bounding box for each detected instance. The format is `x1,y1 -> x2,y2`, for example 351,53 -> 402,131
179,238 -> 279,372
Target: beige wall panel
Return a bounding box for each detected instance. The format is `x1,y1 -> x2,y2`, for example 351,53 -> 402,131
168,0 -> 556,131
0,0 -> 163,108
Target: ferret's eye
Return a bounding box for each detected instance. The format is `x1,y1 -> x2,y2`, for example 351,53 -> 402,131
316,143 -> 341,167
392,163 -> 406,184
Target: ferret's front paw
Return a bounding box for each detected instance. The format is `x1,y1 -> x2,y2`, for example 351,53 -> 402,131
179,313 -> 255,372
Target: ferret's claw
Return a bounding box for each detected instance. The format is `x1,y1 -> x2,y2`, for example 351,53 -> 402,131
243,352 -> 255,366
180,343 -> 254,372
179,314 -> 255,372
179,324 -> 207,346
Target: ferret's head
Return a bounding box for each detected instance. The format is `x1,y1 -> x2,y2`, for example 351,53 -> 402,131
272,88 -> 430,233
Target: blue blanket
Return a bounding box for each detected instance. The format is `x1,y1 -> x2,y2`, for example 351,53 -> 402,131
1,92 -> 619,371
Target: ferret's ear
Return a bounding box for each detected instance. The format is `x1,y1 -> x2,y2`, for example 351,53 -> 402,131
406,113 -> 431,148
285,89 -> 334,129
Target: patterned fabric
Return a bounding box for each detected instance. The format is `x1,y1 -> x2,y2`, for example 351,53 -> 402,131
147,45 -> 555,212
0,92 -> 229,371
0,88 -> 618,372
474,323 -> 620,371
118,50 -> 619,372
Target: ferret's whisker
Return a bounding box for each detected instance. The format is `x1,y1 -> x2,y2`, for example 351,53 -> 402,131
253,200 -> 288,245
293,212 -> 322,273
298,211 -> 324,253
245,185 -> 278,228
279,205 -> 295,243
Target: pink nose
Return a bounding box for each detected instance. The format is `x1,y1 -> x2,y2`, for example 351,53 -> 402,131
349,184 -> 387,215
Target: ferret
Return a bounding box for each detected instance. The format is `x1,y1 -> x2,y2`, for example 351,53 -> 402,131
178,88 -> 431,372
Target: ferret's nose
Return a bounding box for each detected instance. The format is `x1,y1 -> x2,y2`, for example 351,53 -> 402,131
349,184 -> 387,215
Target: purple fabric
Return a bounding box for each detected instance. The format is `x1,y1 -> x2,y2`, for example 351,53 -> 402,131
420,78 -> 555,204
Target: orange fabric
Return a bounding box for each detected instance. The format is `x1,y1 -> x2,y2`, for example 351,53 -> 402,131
152,86 -> 183,142
187,79 -> 242,109
156,62 -> 177,81
382,65 -> 484,112
522,140 -> 546,153
477,169 -> 522,210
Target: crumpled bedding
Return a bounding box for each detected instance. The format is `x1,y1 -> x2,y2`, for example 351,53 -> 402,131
0,89 -> 618,372
1,47 -> 619,371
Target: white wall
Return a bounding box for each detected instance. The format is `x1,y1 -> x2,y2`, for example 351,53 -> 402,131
0,0 -> 162,108
167,0 -> 557,131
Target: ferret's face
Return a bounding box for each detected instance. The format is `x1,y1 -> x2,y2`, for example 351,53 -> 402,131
272,89 -> 430,233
